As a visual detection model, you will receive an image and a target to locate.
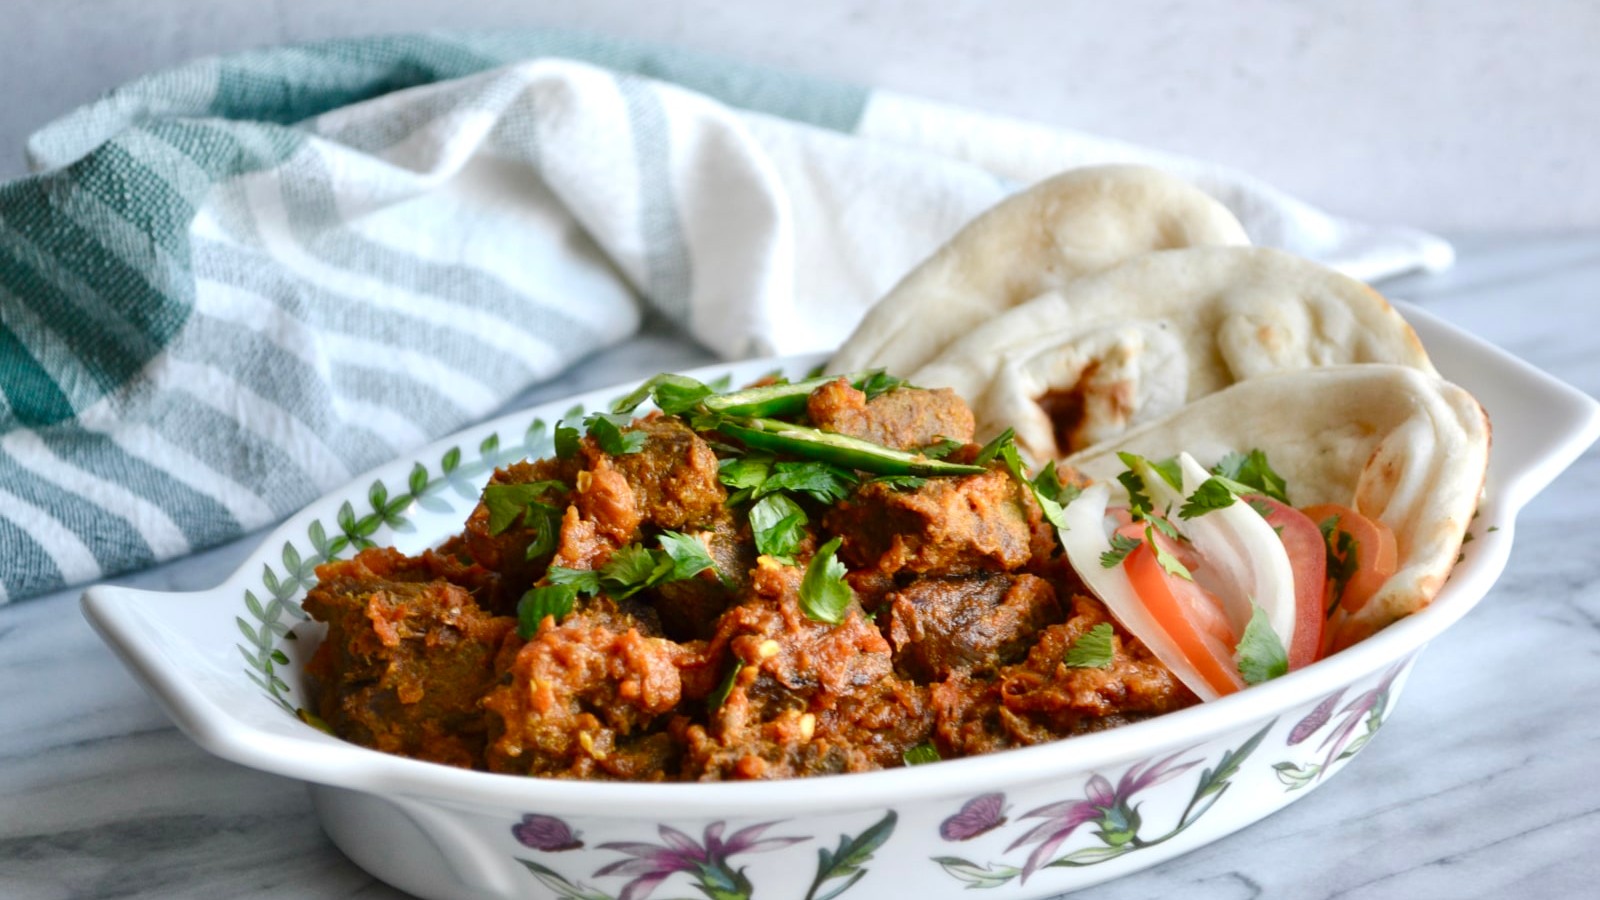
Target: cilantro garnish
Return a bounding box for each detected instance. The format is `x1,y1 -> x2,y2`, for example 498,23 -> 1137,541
758,461 -> 858,504
545,531 -> 718,601
1100,532 -> 1142,568
1235,602 -> 1288,684
611,373 -> 715,416
1146,524 -> 1193,581
1211,449 -> 1290,504
1062,622 -> 1116,669
655,531 -> 719,581
998,443 -> 1070,531
482,481 -> 565,535
718,455 -> 773,505
516,584 -> 579,637
1178,476 -> 1238,520
799,536 -> 854,625
750,494 -> 808,563
973,428 -> 1015,466
584,413 -> 648,456
902,742 -> 941,766
858,370 -> 907,401
707,659 -> 744,713
868,474 -> 928,491
553,420 -> 581,460
918,437 -> 963,460
1319,516 -> 1360,615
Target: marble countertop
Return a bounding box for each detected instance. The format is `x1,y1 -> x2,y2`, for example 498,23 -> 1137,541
3,233 -> 1598,899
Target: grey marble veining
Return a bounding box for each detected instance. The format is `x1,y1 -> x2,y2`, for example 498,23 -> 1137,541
4,236 -> 1599,899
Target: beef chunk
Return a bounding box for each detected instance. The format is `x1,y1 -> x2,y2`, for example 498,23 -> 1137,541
460,458 -> 573,605
885,573 -> 1062,681
482,603 -> 688,780
826,467 -> 1035,576
652,514 -> 755,641
591,414 -> 725,532
302,548 -> 516,768
807,379 -> 975,450
931,593 -> 1198,757
678,559 -> 929,779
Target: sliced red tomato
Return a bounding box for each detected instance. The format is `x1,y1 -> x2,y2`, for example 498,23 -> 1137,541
1300,503 -> 1398,614
1122,538 -> 1245,697
1245,496 -> 1326,670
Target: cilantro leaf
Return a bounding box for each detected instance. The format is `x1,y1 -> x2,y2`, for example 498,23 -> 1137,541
584,414 -> 648,456
1211,449 -> 1290,504
1062,622 -> 1116,668
656,530 -> 718,581
1178,476 -> 1239,520
799,536 -> 854,625
719,455 -> 772,505
857,370 -> 907,401
902,742 -> 941,766
749,493 -> 809,564
482,481 -> 565,535
553,421 -> 581,460
973,428 -> 1015,466
1146,524 -> 1193,581
1319,516 -> 1360,615
707,659 -> 744,713
546,566 -> 601,595
1033,461 -> 1082,506
612,373 -> 714,416
999,443 -> 1069,531
522,502 -> 564,561
758,461 -> 858,504
918,437 -> 964,460
868,474 -> 928,490
598,544 -> 673,598
517,584 -> 579,637
1100,532 -> 1142,568
1235,602 -> 1289,684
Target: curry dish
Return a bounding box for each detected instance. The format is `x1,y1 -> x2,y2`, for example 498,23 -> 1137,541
301,374 -> 1201,780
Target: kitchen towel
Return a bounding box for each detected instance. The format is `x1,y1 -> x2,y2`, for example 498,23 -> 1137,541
0,31 -> 1452,603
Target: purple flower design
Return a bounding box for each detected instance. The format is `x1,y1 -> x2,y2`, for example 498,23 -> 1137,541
1005,749 -> 1200,882
595,821 -> 805,900
940,792 -> 1009,841
1314,664 -> 1402,768
513,813 -> 584,852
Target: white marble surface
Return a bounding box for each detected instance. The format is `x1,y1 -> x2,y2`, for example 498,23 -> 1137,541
1,233 -> 1597,898
2,1 -> 1597,231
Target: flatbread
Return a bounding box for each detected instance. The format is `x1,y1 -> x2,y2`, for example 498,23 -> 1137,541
912,246 -> 1434,460
829,164 -> 1250,377
1065,364 -> 1490,651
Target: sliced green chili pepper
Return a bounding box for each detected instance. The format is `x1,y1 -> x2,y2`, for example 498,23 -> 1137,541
716,417 -> 986,477
701,373 -> 857,419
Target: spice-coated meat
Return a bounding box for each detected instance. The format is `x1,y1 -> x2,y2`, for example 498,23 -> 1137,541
885,573 -> 1062,682
806,379 -> 975,450
826,467 -> 1034,576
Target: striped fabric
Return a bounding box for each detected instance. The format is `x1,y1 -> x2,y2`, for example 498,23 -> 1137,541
0,31 -> 1451,603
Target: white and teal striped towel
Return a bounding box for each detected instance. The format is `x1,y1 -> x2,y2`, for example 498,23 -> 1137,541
0,31 -> 1452,603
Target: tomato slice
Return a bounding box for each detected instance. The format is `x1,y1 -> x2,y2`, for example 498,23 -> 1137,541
1300,503 -> 1399,614
1246,497 -> 1327,670
1123,539 -> 1245,697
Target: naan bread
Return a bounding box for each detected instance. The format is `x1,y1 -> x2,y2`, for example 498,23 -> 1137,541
1065,365 -> 1490,651
829,164 -> 1250,377
912,246 -> 1434,460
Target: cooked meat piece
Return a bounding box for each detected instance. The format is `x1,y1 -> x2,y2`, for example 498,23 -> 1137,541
885,573 -> 1062,682
652,514 -> 755,641
590,414 -> 726,532
482,602 -> 689,780
931,593 -> 1198,757
302,548 -> 516,768
806,379 -> 975,450
678,558 -> 929,779
826,466 -> 1035,576
459,458 -> 574,603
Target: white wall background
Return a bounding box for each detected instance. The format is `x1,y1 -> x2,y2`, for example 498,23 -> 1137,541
4,0 -> 1595,230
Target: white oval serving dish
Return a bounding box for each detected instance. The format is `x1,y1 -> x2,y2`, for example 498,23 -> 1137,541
83,302 -> 1600,900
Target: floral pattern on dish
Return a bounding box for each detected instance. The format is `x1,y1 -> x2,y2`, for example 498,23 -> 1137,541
933,720 -> 1273,888
1273,660 -> 1407,790
512,811 -> 896,900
